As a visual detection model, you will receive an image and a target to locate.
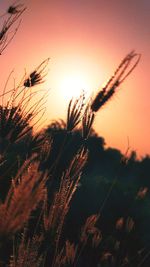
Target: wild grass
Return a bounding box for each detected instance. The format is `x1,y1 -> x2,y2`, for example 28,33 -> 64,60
0,159 -> 47,237
0,2 -> 150,267
0,3 -> 26,55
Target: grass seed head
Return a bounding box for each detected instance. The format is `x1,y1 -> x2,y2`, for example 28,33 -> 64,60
82,102 -> 95,139
66,92 -> 85,131
7,3 -> 25,15
91,51 -> 141,112
24,58 -> 49,87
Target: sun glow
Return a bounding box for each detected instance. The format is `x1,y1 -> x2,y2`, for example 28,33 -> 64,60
59,72 -> 92,100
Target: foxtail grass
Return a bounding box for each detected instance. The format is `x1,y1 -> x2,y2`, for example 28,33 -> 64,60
0,3 -> 26,54
44,147 -> 88,266
82,102 -> 95,140
66,92 -> 85,132
9,228 -> 44,267
0,159 -> 47,237
91,51 -> 141,112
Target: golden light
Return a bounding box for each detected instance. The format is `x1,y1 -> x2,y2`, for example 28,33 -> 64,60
59,72 -> 92,100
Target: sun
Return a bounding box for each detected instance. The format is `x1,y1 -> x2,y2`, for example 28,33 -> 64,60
59,72 -> 91,100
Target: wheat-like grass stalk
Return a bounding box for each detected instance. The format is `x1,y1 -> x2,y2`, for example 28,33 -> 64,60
0,4 -> 26,54
9,228 -> 44,267
91,51 -> 141,112
74,214 -> 100,267
23,58 -> 50,88
44,147 -> 88,232
0,59 -> 49,100
82,102 -> 95,140
66,92 -> 85,131
44,147 -> 88,266
0,160 -> 47,237
55,240 -> 77,267
80,214 -> 100,244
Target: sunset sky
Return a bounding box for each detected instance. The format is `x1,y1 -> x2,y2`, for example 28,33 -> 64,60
0,0 -> 150,157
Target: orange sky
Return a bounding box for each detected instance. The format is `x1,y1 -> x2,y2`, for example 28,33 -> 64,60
0,0 -> 150,157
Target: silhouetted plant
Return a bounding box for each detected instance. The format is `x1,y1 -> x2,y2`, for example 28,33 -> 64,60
1,2 -> 150,267
91,51 -> 141,112
0,3 -> 26,54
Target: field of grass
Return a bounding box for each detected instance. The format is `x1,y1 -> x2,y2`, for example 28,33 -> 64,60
0,3 -> 150,267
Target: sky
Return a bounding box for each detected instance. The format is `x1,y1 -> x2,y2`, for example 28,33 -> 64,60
0,0 -> 150,157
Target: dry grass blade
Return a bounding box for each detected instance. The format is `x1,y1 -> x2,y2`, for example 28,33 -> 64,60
0,161 -> 47,236
80,214 -> 100,244
0,105 -> 32,148
91,51 -> 141,112
1,58 -> 49,104
0,61 -> 49,150
44,147 -> 88,232
0,5 -> 26,54
9,228 -> 44,267
74,214 -> 100,266
55,240 -> 77,266
66,146 -> 88,179
66,92 -> 85,131
82,103 -> 95,140
44,148 -> 88,266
